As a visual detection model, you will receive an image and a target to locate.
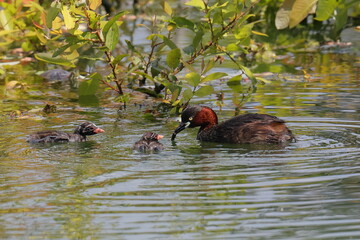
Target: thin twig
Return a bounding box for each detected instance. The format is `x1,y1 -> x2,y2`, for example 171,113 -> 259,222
172,1 -> 259,76
83,7 -> 123,95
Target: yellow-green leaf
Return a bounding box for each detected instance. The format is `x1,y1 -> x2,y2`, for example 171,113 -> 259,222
240,66 -> 256,84
185,0 -> 205,9
166,48 -> 181,69
289,0 -> 318,28
46,7 -> 60,28
163,1 -> 173,15
105,23 -> 119,51
183,61 -> 197,73
61,5 -> 75,30
103,11 -> 128,37
0,7 -> 14,30
185,72 -> 200,87
315,0 -> 338,21
35,29 -> 47,44
194,85 -> 214,97
256,77 -> 271,84
35,53 -> 76,67
0,29 -> 17,37
147,34 -> 178,49
88,0 -> 102,10
251,30 -> 268,37
52,16 -> 63,30
202,72 -> 228,83
235,24 -> 253,40
226,43 -> 239,52
182,87 -> 193,102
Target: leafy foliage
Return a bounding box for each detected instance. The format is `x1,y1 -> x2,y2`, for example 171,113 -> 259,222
26,0 -> 264,108
0,1 -> 45,52
0,0 -> 358,110
275,0 -> 359,38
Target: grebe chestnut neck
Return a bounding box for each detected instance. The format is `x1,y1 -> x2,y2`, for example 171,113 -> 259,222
171,106 -> 295,144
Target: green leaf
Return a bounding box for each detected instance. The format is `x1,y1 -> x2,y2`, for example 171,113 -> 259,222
240,66 -> 257,84
21,41 -> 33,52
147,34 -> 178,49
103,11 -> 128,37
212,9 -> 222,25
183,61 -> 197,73
226,43 -> 239,51
53,43 -> 73,58
163,1 -> 173,15
46,7 -> 60,28
202,72 -> 228,83
194,85 -> 214,97
112,54 -> 127,65
235,13 -> 256,29
185,0 -> 205,9
203,59 -> 215,74
87,10 -> 101,29
0,29 -> 17,37
185,72 -> 201,87
35,53 -> 76,67
134,71 -> 154,82
0,6 -> 14,30
289,0 -> 318,28
333,3 -> 348,34
125,40 -> 135,51
256,77 -> 271,84
78,73 -> 101,96
105,23 -> 119,51
35,29 -> 47,44
235,24 -> 253,40
315,0 -> 337,21
53,39 -> 85,57
166,48 -> 181,69
182,87 -> 194,102
61,5 -> 75,30
170,86 -> 181,102
172,17 -> 194,30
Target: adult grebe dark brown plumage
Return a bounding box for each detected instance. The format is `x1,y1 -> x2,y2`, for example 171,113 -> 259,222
172,106 -> 295,144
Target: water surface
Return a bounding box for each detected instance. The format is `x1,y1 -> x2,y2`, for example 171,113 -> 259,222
0,51 -> 360,239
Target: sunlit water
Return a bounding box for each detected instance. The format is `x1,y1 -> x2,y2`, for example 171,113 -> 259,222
1,51 -> 360,239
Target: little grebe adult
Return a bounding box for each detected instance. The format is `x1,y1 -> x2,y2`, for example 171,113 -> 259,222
133,132 -> 164,152
27,122 -> 105,143
171,106 -> 295,144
